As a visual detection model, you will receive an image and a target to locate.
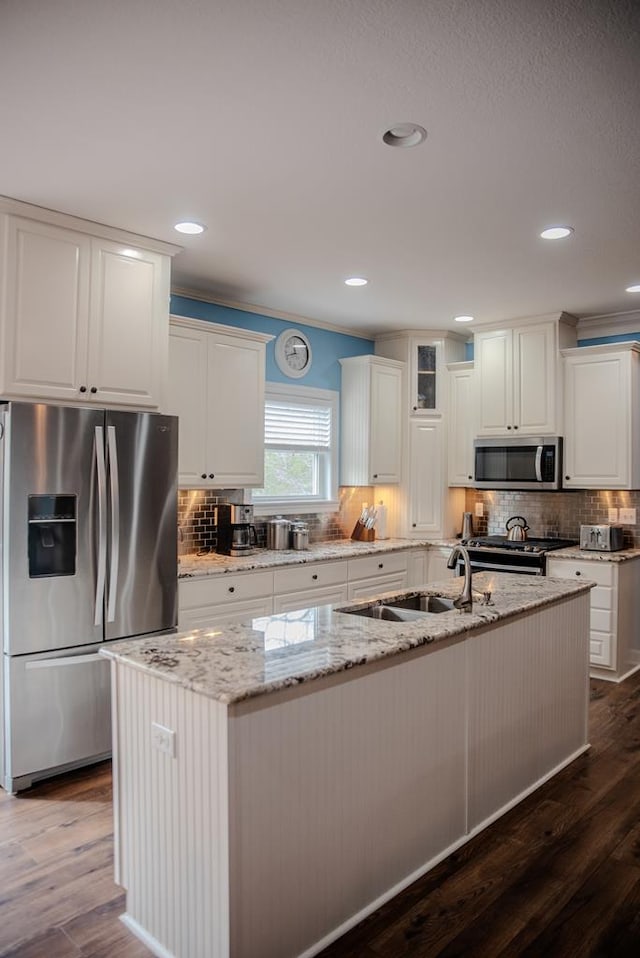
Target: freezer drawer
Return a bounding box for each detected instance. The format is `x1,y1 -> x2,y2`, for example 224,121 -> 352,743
3,645 -> 111,792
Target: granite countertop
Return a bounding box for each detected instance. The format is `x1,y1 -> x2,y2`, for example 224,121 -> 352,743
101,572 -> 593,706
549,546 -> 640,562
178,537 -> 447,577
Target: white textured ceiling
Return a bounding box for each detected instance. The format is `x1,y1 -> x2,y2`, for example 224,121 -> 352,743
1,0 -> 639,335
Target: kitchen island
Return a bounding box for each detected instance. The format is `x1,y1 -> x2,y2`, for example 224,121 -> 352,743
103,572 -> 592,958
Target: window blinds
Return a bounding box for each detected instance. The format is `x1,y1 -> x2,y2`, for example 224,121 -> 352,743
264,400 -> 331,450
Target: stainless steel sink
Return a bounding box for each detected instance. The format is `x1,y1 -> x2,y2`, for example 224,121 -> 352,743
338,594 -> 457,620
387,595 -> 457,614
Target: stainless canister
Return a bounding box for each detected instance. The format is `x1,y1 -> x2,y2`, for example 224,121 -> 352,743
266,516 -> 291,550
290,522 -> 309,551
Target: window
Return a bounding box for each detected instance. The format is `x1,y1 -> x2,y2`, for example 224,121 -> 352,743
252,384 -> 339,514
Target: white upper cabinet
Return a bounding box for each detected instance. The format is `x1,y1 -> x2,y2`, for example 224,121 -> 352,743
375,330 -> 467,417
87,239 -> 169,408
408,419 -> 444,535
447,362 -> 475,486
474,313 -> 577,437
0,202 -> 179,408
562,343 -> 640,489
168,317 -> 272,488
339,354 -> 404,485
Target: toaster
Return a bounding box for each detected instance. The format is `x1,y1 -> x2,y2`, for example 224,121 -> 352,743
580,524 -> 625,552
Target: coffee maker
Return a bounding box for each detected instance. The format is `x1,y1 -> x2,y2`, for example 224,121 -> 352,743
216,503 -> 258,556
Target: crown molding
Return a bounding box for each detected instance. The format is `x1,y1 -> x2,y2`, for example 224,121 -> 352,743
576,310 -> 640,340
170,286 -> 376,340
0,195 -> 183,256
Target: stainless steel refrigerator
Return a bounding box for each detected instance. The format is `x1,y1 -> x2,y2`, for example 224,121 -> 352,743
0,401 -> 178,792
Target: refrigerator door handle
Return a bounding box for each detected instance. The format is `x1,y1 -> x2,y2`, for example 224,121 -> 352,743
107,425 -> 120,623
94,426 -> 107,626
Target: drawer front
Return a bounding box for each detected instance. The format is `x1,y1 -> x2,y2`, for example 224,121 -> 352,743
591,584 -> 613,610
180,596 -> 274,631
347,572 -> 409,601
590,632 -> 614,668
591,608 -> 613,633
348,552 -> 408,581
273,584 -> 349,614
179,570 -> 274,609
273,560 -> 348,594
547,559 -> 614,587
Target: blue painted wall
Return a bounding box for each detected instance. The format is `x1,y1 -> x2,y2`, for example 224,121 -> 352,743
170,296 -> 374,391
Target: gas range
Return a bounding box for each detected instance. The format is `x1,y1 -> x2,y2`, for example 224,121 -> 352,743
460,536 -> 577,575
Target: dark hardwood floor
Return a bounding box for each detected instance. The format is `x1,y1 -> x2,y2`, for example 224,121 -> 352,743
1,672 -> 639,957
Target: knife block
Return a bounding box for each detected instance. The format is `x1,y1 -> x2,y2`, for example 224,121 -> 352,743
351,520 -> 375,542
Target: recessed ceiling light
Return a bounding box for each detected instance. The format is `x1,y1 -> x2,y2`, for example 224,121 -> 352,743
626,284 -> 640,293
540,226 -> 574,240
174,221 -> 206,234
344,277 -> 368,286
454,315 -> 474,323
382,123 -> 427,148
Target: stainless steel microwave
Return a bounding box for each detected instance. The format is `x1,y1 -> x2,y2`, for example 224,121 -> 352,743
472,437 -> 563,490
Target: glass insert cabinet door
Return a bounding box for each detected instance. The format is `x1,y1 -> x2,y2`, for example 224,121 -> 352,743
413,344 -> 437,412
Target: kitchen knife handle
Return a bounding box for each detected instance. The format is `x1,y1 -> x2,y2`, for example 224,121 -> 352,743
94,426 -> 107,627
106,425 -> 120,623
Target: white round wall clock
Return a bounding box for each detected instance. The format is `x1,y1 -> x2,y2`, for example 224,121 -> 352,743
275,328 -> 313,378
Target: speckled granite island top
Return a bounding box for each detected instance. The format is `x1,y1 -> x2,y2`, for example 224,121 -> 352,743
178,537 -> 441,577
101,572 -> 593,706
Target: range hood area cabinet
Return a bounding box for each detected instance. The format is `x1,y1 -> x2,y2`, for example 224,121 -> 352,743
562,343 -> 640,490
167,317 -> 273,488
474,312 -> 577,437
339,355 -> 404,485
0,198 -> 179,409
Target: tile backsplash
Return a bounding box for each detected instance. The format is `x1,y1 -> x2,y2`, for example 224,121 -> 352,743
465,489 -> 640,547
177,486 -> 373,556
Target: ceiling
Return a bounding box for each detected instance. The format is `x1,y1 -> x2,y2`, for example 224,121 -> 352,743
1,0 -> 639,336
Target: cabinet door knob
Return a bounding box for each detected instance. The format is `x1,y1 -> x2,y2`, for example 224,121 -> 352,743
575,571 -> 581,577
209,473 -> 215,479
506,425 -> 512,430
565,475 -> 570,480
373,474 -> 378,479
468,475 -> 473,480
378,562 -> 383,569
413,406 -> 418,411
513,425 -> 518,430
228,586 -> 235,592
201,473 -> 207,479
312,574 -> 318,580
90,386 -> 98,394
412,523 -> 417,528
79,385 -> 87,393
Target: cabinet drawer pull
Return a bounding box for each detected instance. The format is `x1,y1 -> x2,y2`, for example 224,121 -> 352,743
575,571 -> 581,577
228,586 -> 235,593
312,574 -> 318,580
412,523 -> 417,528
373,473 -> 378,479
378,562 -> 383,569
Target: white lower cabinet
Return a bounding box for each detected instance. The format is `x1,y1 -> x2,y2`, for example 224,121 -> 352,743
427,546 -> 457,582
178,571 -> 274,630
547,555 -> 640,681
273,560 -> 349,613
178,549 -> 432,625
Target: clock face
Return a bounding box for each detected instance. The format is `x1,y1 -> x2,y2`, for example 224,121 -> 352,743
275,328 -> 312,378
